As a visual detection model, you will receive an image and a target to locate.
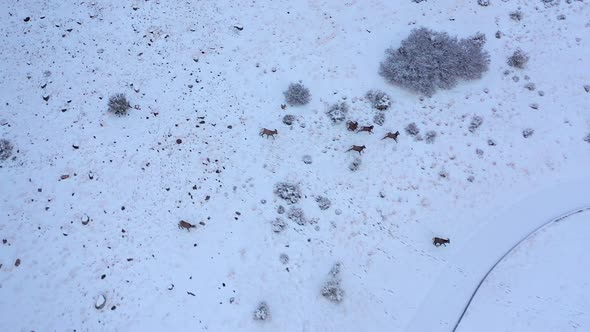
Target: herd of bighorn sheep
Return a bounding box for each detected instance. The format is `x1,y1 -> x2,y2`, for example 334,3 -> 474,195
258,108 -> 449,247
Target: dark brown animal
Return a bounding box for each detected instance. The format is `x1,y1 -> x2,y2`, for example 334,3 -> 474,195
357,125 -> 374,134
346,145 -> 366,154
382,131 -> 400,142
260,128 -> 278,139
433,237 -> 450,247
178,220 -> 196,231
346,121 -> 358,132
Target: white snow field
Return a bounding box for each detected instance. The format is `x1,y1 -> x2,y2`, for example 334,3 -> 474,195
1,0 -> 589,331
456,209 -> 590,332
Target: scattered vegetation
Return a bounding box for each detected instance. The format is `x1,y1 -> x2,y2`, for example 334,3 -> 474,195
282,114 -> 296,125
108,93 -> 131,115
425,130 -> 437,144
315,196 -> 331,210
379,27 -> 490,96
321,263 -> 344,303
477,0 -> 490,6
326,102 -> 349,123
507,49 -> 529,69
287,207 -> 306,225
584,133 -> 590,143
302,155 -> 312,164
272,218 -> 287,233
469,116 -> 484,133
365,90 -> 391,110
253,302 -> 270,321
405,122 -> 420,136
284,83 -> 311,105
349,157 -> 362,171
509,11 -> 523,21
274,182 -> 302,204
0,139 -> 13,161
373,112 -> 385,126
523,128 -> 535,138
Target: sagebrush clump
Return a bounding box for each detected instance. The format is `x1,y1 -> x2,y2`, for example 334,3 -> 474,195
584,133 -> 590,143
108,93 -> 131,115
271,218 -> 287,233
326,102 -> 349,123
284,83 -> 311,105
373,112 -> 385,126
274,182 -> 302,204
469,116 -> 484,133
405,122 -> 420,136
349,157 -> 362,171
287,207 -> 306,225
315,196 -> 331,210
253,302 -> 270,321
507,49 -> 529,69
282,114 -> 296,125
321,263 -> 344,303
425,130 -> 437,144
0,139 -> 14,161
379,28 -> 490,96
365,90 -> 391,110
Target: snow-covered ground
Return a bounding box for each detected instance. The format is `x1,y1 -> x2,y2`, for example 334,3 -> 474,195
1,0 -> 589,331
456,209 -> 590,332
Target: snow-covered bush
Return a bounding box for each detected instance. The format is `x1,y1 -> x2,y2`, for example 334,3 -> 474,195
284,83 -> 310,106
507,49 -> 529,69
373,112 -> 385,126
272,218 -> 287,233
253,302 -> 270,321
365,90 -> 391,110
321,263 -> 344,303
108,93 -> 131,115
302,155 -> 312,164
274,182 -> 302,204
510,11 -> 523,21
277,205 -> 285,214
584,133 -> 590,143
279,253 -> 289,264
523,128 -> 535,138
469,116 -> 483,133
326,102 -> 348,123
405,122 -> 420,136
315,196 -> 331,210
349,157 -> 362,171
282,114 -> 296,125
379,28 -> 490,96
0,139 -> 14,161
478,0 -> 490,6
425,130 -> 437,144
287,207 -> 306,225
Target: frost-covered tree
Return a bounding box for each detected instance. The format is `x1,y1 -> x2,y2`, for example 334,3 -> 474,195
108,93 -> 131,115
379,28 -> 490,96
284,83 -> 311,105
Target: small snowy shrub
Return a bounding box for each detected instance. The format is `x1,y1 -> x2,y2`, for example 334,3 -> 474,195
405,122 -> 420,136
315,196 -> 331,210
321,263 -> 344,303
509,11 -> 523,21
523,128 -> 535,138
284,83 -> 311,106
379,28 -> 490,96
274,182 -> 302,204
478,0 -> 490,6
253,302 -> 270,321
326,102 -> 348,123
469,116 -> 483,133
584,133 -> 590,143
425,130 -> 437,144
108,93 -> 131,115
365,90 -> 391,110
272,218 -> 287,233
282,114 -> 296,125
277,205 -> 285,214
373,112 -> 385,126
0,139 -> 14,161
507,49 -> 529,69
279,253 -> 289,264
302,155 -> 312,164
349,157 -> 362,171
287,207 -> 306,225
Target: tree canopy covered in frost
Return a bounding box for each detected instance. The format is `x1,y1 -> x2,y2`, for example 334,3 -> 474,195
379,28 -> 490,96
